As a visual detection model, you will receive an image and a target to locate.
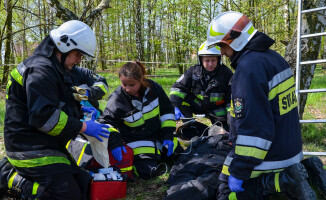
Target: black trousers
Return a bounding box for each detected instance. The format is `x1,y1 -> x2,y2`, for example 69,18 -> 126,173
31,168 -> 92,200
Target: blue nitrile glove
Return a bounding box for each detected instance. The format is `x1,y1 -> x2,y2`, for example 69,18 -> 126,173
81,100 -> 101,119
174,107 -> 185,120
85,90 -> 90,97
112,146 -> 127,162
83,121 -> 110,142
163,140 -> 174,157
81,106 -> 98,121
228,175 -> 244,192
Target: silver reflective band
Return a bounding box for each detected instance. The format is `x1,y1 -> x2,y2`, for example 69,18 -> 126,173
236,135 -> 272,150
268,68 -> 293,91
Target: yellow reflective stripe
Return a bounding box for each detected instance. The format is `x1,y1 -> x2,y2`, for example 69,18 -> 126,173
268,77 -> 294,101
196,95 -> 204,100
47,111 -> 68,136
182,101 -> 190,106
108,127 -> 118,132
32,182 -> 40,195
8,172 -> 18,189
120,166 -> 133,172
161,120 -> 176,128
66,140 -> 71,149
226,107 -> 231,112
125,107 -> 159,128
133,166 -> 139,176
275,172 -> 281,192
11,68 -> 23,85
143,106 -> 159,120
221,165 -> 230,176
235,145 -> 267,160
279,87 -> 297,115
247,25 -> 255,35
77,143 -> 88,166
94,83 -> 108,96
210,25 -> 225,36
228,192 -> 237,200
173,137 -> 178,152
170,91 -> 186,99
124,118 -> 145,127
6,78 -> 12,99
8,156 -> 70,168
133,147 -> 160,155
250,169 -> 283,178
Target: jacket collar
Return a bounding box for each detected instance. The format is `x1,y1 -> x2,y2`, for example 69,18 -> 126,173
230,32 -> 275,69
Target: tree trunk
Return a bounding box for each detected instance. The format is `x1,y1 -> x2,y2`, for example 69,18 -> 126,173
134,0 -> 144,61
2,0 -> 13,85
284,0 -> 326,119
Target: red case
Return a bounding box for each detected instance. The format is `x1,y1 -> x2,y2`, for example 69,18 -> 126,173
109,145 -> 134,179
90,180 -> 126,200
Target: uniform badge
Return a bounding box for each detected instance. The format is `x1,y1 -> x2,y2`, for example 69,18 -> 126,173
233,98 -> 244,118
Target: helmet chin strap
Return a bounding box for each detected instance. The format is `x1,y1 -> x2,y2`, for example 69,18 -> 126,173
60,52 -> 68,69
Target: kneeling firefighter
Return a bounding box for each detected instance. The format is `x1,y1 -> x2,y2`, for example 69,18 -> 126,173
169,41 -> 233,131
206,11 -> 326,200
0,20 -> 110,199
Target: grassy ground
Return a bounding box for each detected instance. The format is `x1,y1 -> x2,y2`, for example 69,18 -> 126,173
0,66 -> 326,199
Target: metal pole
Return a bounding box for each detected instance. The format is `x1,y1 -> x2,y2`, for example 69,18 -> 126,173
295,0 -> 303,114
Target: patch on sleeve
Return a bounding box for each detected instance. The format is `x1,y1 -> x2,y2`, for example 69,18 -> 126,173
233,98 -> 244,118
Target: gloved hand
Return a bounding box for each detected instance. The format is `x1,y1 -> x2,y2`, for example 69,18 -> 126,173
174,107 -> 185,120
85,90 -> 90,97
163,140 -> 174,157
81,106 -> 98,121
228,175 -> 244,192
83,121 -> 110,142
111,146 -> 127,162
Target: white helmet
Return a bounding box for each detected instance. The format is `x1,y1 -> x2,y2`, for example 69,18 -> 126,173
198,41 -> 222,65
206,11 -> 257,51
50,20 -> 96,57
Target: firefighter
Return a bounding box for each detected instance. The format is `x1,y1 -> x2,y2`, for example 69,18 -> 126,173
0,20 -> 110,200
169,41 -> 233,131
70,65 -> 108,113
206,11 -> 326,200
98,61 -> 178,180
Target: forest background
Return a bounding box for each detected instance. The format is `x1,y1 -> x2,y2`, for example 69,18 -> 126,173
0,0 -> 326,199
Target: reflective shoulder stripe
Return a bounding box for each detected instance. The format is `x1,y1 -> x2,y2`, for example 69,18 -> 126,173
268,68 -> 294,101
6,78 -> 12,99
143,106 -> 159,120
7,156 -> 71,168
94,81 -> 108,96
236,135 -> 272,150
11,68 -> 23,86
47,111 -> 68,136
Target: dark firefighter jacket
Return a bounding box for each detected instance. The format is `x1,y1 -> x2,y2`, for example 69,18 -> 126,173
98,79 -> 178,159
164,134 -> 232,200
4,36 -> 83,177
169,64 -> 233,121
70,66 -> 108,112
221,32 -> 303,181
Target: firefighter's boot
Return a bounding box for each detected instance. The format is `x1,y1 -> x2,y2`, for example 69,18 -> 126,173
0,157 -> 42,199
260,163 -> 316,200
301,156 -> 326,195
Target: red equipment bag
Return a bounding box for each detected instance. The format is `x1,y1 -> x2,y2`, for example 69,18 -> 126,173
109,145 -> 134,179
90,179 -> 126,200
